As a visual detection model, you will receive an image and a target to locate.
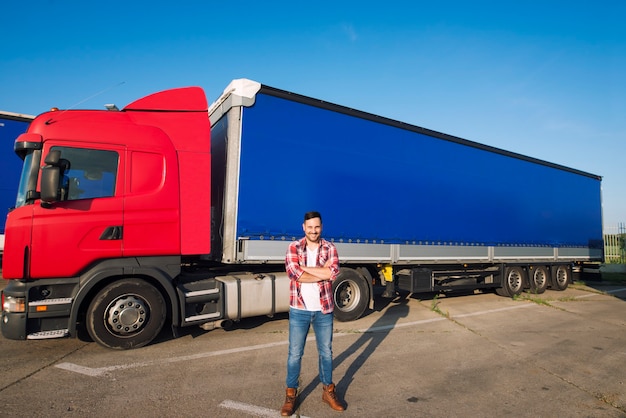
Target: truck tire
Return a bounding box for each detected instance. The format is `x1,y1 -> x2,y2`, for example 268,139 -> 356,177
495,266 -> 525,297
528,266 -> 549,294
333,268 -> 369,322
86,278 -> 166,349
552,265 -> 570,291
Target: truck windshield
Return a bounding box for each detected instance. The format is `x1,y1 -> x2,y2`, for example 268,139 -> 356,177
15,150 -> 39,208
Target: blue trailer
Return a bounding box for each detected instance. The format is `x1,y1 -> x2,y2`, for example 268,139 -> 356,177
0,81 -> 603,349
0,111 -> 34,254
209,79 -> 603,321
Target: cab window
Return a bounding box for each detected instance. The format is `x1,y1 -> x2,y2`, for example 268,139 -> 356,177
50,146 -> 118,200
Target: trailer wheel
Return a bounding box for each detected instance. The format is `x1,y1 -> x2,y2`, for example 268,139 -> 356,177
333,268 -> 369,322
552,265 -> 570,291
528,266 -> 549,294
86,278 -> 166,350
496,266 -> 525,297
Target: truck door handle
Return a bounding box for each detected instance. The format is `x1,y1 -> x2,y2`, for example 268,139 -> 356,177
100,226 -> 123,240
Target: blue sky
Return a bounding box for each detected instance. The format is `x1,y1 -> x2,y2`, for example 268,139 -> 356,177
2,1 -> 625,225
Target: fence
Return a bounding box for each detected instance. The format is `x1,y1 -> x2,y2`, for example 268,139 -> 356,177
604,222 -> 626,264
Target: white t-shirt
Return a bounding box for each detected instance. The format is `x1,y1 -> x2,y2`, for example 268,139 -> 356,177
300,246 -> 322,311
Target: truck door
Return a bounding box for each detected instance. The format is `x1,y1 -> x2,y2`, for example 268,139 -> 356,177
29,144 -> 124,278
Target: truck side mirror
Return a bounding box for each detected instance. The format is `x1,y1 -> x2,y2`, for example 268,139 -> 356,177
40,150 -> 71,207
44,150 -> 71,171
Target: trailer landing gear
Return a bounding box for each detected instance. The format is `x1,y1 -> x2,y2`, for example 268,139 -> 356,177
382,279 -> 396,298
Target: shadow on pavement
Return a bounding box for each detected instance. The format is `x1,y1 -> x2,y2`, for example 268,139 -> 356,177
298,293 -> 411,410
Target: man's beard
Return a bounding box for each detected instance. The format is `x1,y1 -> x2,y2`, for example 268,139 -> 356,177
306,232 -> 320,242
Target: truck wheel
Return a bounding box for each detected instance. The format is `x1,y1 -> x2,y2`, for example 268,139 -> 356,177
496,266 -> 525,297
552,265 -> 570,291
333,268 -> 369,322
86,278 -> 166,349
528,266 -> 549,294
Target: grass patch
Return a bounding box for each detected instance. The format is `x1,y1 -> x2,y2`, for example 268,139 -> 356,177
518,294 -> 553,306
517,293 -> 579,308
430,295 -> 449,318
555,296 -> 578,302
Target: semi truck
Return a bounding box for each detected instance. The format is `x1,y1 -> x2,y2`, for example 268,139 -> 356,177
0,111 -> 34,254
1,79 -> 603,349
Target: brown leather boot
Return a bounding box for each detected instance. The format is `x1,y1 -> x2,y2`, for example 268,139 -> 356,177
322,383 -> 345,411
280,388 -> 297,416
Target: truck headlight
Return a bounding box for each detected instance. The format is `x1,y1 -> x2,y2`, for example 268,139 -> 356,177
3,296 -> 26,313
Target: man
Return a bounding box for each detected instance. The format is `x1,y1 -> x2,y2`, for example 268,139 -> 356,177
281,211 -> 345,416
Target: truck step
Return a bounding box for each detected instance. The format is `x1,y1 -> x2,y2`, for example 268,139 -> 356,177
177,275 -> 224,324
27,329 -> 69,339
177,275 -> 222,301
184,312 -> 222,323
183,287 -> 220,303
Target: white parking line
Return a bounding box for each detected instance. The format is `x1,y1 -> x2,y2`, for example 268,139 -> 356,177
453,303 -> 534,318
54,303 -> 536,377
219,399 -> 311,418
55,362 -> 106,377
575,287 -> 626,299
56,340 -> 291,377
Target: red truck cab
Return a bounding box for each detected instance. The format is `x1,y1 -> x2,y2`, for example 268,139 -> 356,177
2,87 -> 212,347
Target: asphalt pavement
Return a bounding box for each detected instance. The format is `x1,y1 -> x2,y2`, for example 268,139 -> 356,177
0,276 -> 625,417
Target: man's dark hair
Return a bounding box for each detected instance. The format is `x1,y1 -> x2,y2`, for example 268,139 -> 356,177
304,211 -> 322,223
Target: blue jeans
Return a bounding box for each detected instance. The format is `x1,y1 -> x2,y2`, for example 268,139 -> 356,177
286,307 -> 334,388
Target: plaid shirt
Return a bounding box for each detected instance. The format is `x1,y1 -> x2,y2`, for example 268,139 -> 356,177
285,237 -> 340,314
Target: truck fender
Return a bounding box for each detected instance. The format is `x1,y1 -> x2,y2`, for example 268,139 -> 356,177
68,257 -> 181,337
